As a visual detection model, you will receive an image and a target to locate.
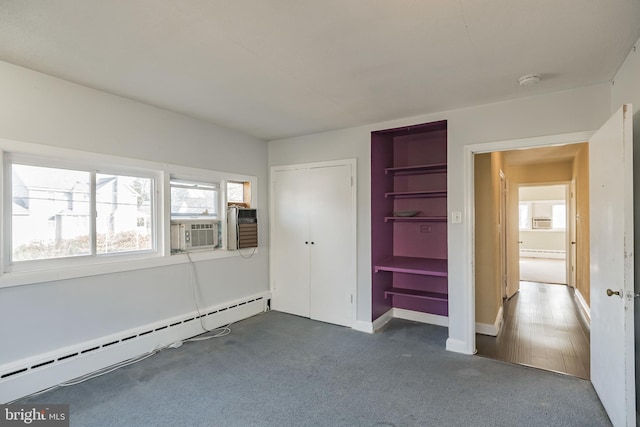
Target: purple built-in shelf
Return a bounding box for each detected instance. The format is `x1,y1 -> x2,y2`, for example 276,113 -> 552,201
374,256 -> 447,276
384,216 -> 447,222
384,163 -> 447,175
385,190 -> 447,199
384,288 -> 448,302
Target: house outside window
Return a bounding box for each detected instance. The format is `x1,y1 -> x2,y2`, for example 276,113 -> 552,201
10,163 -> 154,263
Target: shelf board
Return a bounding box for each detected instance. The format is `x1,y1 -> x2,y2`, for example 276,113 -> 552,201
384,216 -> 447,222
374,256 -> 447,277
385,163 -> 447,175
384,288 -> 448,302
385,190 -> 447,199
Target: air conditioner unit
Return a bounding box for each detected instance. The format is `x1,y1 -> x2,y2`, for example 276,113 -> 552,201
532,217 -> 552,229
171,220 -> 220,252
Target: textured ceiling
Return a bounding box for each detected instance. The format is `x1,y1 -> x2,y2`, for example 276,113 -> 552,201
1,1 -> 639,141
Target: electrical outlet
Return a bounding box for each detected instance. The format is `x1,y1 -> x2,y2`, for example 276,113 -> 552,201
420,225 -> 432,233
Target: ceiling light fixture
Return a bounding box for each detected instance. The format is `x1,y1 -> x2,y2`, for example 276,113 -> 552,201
518,74 -> 541,86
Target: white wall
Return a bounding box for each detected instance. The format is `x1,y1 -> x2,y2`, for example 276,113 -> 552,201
0,61 -> 269,365
269,82 -> 612,352
611,37 -> 640,420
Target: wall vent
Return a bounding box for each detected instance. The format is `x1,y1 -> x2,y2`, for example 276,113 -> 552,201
0,297 -> 264,381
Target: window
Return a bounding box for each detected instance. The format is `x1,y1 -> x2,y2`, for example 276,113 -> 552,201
170,179 -> 219,219
12,164 -> 91,261
519,203 -> 530,230
227,180 -> 251,208
1,141 -> 257,283
9,161 -> 155,264
552,204 -> 566,229
96,174 -> 153,254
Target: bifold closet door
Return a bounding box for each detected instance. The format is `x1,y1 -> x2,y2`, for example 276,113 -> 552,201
307,164 -> 353,327
271,168 -> 310,318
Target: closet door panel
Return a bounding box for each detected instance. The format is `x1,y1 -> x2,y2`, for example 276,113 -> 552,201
272,168 -> 310,317
308,164 -> 354,327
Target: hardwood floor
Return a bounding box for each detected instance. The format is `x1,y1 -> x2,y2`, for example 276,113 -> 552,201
476,281 -> 590,379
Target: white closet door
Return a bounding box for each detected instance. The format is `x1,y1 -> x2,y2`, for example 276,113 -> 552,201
271,168 -> 310,318
307,164 -> 354,327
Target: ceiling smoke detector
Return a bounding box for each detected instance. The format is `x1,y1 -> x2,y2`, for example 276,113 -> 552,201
518,74 -> 541,86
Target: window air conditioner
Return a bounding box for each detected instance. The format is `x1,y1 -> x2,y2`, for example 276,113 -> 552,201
532,217 -> 552,229
171,220 -> 220,252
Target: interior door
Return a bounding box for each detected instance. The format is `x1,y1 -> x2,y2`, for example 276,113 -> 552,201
308,164 -> 354,327
499,171 -> 508,298
589,104 -> 635,426
506,180 -> 520,298
569,180 -> 577,288
271,168 -> 310,318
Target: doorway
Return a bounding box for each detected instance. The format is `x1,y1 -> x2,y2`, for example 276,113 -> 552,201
473,144 -> 591,379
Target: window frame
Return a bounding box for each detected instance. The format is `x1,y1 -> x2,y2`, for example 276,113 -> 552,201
0,138 -> 258,288
3,153 -> 161,272
169,178 -> 220,220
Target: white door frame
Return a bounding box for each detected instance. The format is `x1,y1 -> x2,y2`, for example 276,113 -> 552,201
462,131 -> 593,352
269,158 -> 358,327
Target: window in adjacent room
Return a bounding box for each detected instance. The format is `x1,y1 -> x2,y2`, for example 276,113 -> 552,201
552,203 -> 566,230
518,203 -> 530,230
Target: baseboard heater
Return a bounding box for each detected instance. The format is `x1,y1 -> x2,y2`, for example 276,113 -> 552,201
520,249 -> 566,259
0,294 -> 268,403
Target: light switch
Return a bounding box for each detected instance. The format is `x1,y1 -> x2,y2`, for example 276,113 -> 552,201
451,211 -> 462,224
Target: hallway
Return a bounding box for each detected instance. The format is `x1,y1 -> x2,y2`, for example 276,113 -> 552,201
476,281 -> 590,379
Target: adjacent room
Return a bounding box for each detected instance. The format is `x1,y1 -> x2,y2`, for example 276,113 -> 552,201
0,2 -> 639,426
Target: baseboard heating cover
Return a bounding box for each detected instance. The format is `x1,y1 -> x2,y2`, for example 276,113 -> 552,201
0,292 -> 270,403
519,249 -> 566,259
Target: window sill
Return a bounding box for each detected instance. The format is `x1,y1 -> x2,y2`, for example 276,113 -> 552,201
0,248 -> 258,289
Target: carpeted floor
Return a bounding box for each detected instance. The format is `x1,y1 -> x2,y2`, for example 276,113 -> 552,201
19,311 -> 610,426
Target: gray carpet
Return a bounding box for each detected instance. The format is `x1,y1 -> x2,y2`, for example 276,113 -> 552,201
20,311 -> 610,426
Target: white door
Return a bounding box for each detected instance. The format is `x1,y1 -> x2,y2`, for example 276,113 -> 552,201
569,180 -> 577,289
589,104 -> 635,426
308,164 -> 354,327
271,168 -> 310,318
499,171 -> 508,298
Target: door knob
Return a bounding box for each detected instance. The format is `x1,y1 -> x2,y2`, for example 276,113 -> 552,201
518,241 -> 523,244
606,288 -> 622,298
571,241 -> 577,245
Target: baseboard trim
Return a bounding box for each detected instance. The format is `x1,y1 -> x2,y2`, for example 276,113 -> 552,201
0,292 -> 270,404
446,338 -> 474,354
356,307 -> 448,334
371,309 -> 395,332
574,288 -> 590,322
475,306 -> 504,336
393,308 -> 449,327
352,320 -> 374,334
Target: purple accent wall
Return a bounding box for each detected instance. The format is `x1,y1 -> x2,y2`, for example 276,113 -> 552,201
371,120 -> 448,321
371,132 -> 395,320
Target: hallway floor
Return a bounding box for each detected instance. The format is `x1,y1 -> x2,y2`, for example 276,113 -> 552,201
476,281 -> 590,379
520,257 -> 566,284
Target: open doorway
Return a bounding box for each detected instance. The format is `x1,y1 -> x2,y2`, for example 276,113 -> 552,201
518,184 -> 567,285
474,143 -> 590,379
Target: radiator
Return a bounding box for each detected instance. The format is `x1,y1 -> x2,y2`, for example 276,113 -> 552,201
0,293 -> 269,403
520,249 -> 566,259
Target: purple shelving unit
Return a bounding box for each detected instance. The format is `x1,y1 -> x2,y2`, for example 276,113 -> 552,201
371,120 -> 448,321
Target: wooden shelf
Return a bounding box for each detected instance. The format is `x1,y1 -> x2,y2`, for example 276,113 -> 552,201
385,163 -> 447,175
384,288 -> 448,302
374,256 -> 447,277
384,190 -> 447,199
384,216 -> 447,222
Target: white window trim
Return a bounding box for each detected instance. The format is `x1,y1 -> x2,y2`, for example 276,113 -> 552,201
5,154 -> 163,271
0,138 -> 258,289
